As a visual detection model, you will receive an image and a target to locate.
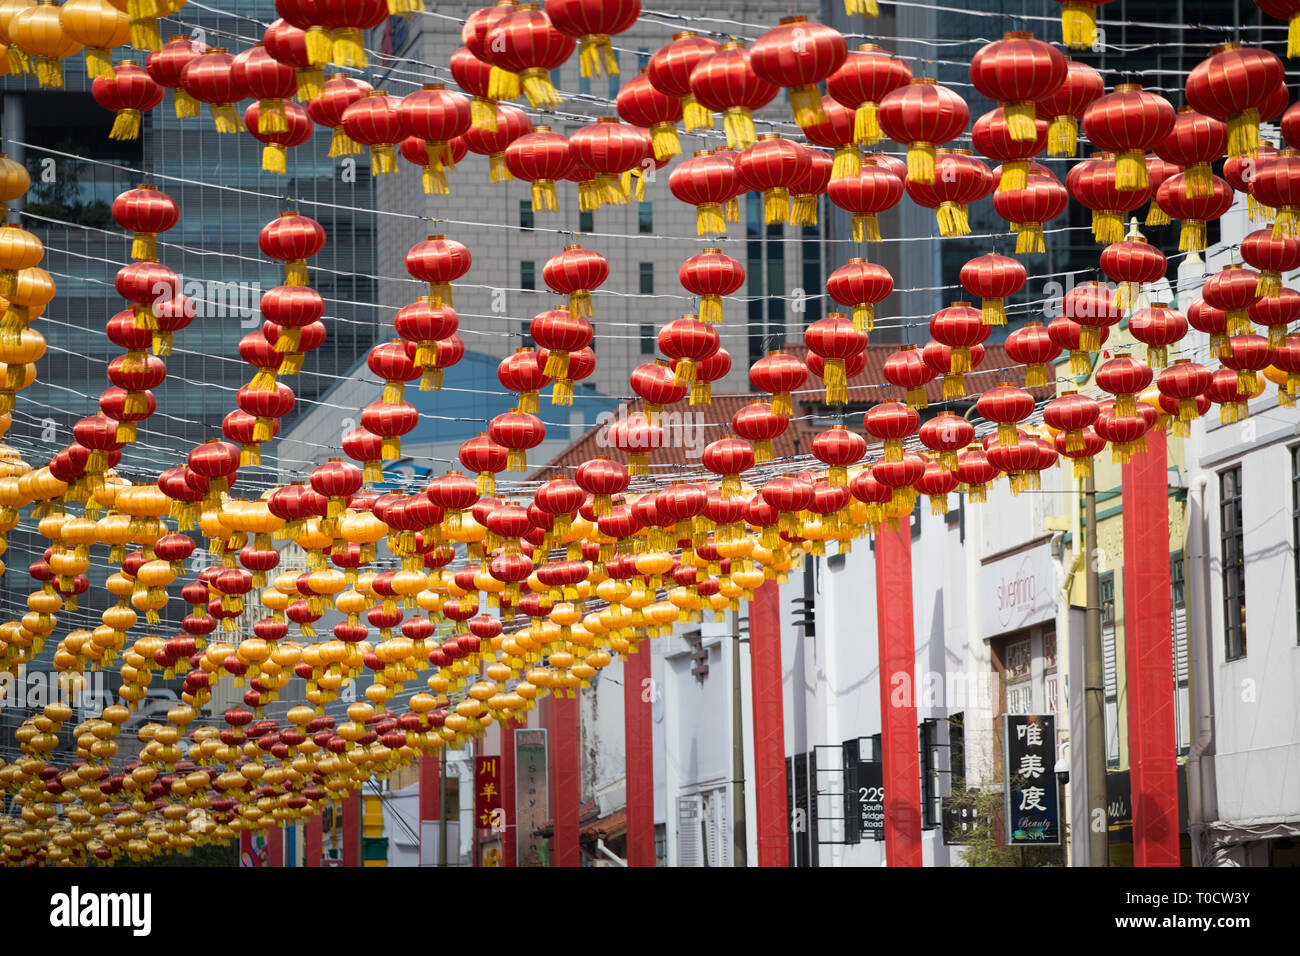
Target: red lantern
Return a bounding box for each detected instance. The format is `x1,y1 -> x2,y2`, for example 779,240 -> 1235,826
1081,84 -> 1175,190
1128,304 -> 1188,369
826,157 -> 903,242
749,16 -> 847,128
146,35 -> 208,119
804,313 -> 866,405
1154,107 -> 1228,200
609,416 -> 664,478
449,44 -> 500,134
970,32 -> 1067,141
669,150 -> 740,236
530,305 -> 592,398
1096,355 -> 1154,418
1205,365 -> 1263,424
916,460 -> 960,515
827,43 -> 912,147
396,84 -> 472,194
1251,149 -> 1300,238
406,235 -> 471,308
736,135 -> 811,226
863,402 -> 918,461
972,107 -> 1050,194
688,41 -> 779,151
1154,171 -> 1234,252
1099,235 -> 1166,309
264,17 -> 323,102
259,211 -> 326,286
232,44 -> 297,138
647,32 -> 719,133
976,384 -> 1036,447
1241,227 -> 1300,300
1006,322 -> 1062,387
91,61 -> 164,141
111,184 -> 178,262
959,253 -> 1026,326
992,169 -> 1069,253
629,360 -> 687,422
1185,43 -> 1284,158
617,69 -> 684,163
905,149 -> 993,237
569,117 -> 649,207
545,0 -> 639,78
304,72 -> 374,157
929,301 -> 989,378
543,244 -> 608,319
1144,153 -> 1184,226
1035,58 -> 1103,156
877,77 -> 970,185
1249,287 -> 1300,349
658,315 -> 719,388
1062,281 -> 1121,354
489,411 -> 546,473
504,126 -> 574,212
245,100 -> 314,174
459,433 -> 509,494
679,346 -> 730,407
483,5 -> 575,109
462,103 -> 533,183
1188,298 -> 1231,360
826,257 -> 892,333
1268,334 -> 1300,406
339,91 -> 404,176
750,351 -> 808,418
317,0 -> 389,70
1202,264 -> 1262,338
1044,391 -> 1100,454
1065,154 -> 1149,244
1220,333 -> 1272,396
179,48 -> 248,133
702,436 -> 754,496
733,402 -> 788,465
880,345 -> 935,410
679,249 -> 744,326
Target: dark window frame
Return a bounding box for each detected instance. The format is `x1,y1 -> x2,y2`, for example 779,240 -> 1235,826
1220,465 -> 1246,661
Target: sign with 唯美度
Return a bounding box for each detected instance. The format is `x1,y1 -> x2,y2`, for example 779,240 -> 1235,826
1003,714 -> 1060,846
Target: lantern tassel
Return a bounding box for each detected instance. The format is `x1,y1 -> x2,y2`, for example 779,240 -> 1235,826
696,203 -> 727,237
328,127 -> 362,158
763,188 -> 790,225
519,68 -> 560,109
1226,109 -> 1260,159
370,145 -> 398,176
531,180 -> 558,213
823,359 -> 847,405
1179,219 -> 1207,252
789,86 -> 827,129
906,142 -> 936,185
997,160 -> 1027,193
790,194 -> 819,227
422,165 -> 449,195
1003,102 -> 1037,141
552,380 -> 574,406
1115,151 -> 1147,191
699,294 -> 723,324
296,68 -> 325,102
1273,209 -> 1298,239
131,232 -> 156,261
129,18 -> 162,51
1093,210 -> 1123,244
832,146 -> 861,182
489,67 -> 521,103
682,95 -> 712,133
332,29 -> 368,68
543,350 -> 570,379
853,103 -> 882,145
943,373 -> 966,400
489,152 -> 511,183
1047,116 -> 1078,157
981,297 -> 1005,326
1015,223 -> 1045,254
1060,2 -> 1099,50
852,213 -> 881,243
258,100 -> 288,134
852,303 -> 874,332
471,97 -> 498,132
936,202 -> 970,237
722,107 -> 757,150
650,122 -> 681,162
110,110 -> 142,141
35,56 -> 64,89
690,380 -> 711,405
1145,201 -> 1171,227
262,144 -> 287,175
673,358 -> 696,386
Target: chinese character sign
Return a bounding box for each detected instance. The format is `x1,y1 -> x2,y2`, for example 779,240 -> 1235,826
475,756 -> 503,830
1003,714 -> 1061,846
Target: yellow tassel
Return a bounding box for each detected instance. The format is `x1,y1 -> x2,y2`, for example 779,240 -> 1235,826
725,197 -> 740,223
1247,195 -> 1274,222
1179,219 -> 1207,252
981,298 -> 1005,326
764,188 -> 790,224
544,350 -> 570,379
110,110 -> 142,142
85,48 -> 115,81
174,90 -> 199,120
129,18 -> 162,52
832,146 -> 861,182
520,68 -> 561,109
296,68 -> 325,102
1146,344 -> 1168,368
387,0 -> 424,13
790,86 -> 826,128
1003,102 -> 1037,142
682,95 -> 712,133
1183,163 -> 1212,198
943,373 -> 966,399
771,392 -> 792,417
791,194 -> 819,226
1060,3 -> 1098,50
131,232 -> 156,261
997,161 -> 1027,193
723,107 -> 757,150
262,144 -> 288,174
329,126 -> 362,158
937,202 -> 970,237
552,380 -> 574,406
1048,116 -> 1078,157
823,359 -> 847,405
651,123 -> 681,162
1273,210 -> 1298,238
1226,109 -> 1260,159
211,104 -> 245,134
240,445 -> 262,467
853,103 -> 882,145
1269,325 -> 1287,349
674,357 -> 696,386
1016,223 -> 1045,254
6,46 -> 27,75
429,281 -> 452,307
905,142 -> 936,185
471,97 -> 498,133
332,29 -> 369,69
690,380 -> 712,405
273,326 -> 302,354
1093,210 -> 1123,244
115,421 -> 137,444
845,0 -> 880,15
852,303 -> 874,332
1115,151 -> 1146,191
1145,201 -> 1171,227
1115,393 -> 1136,417
371,145 -> 398,176
852,213 -> 881,243
489,152 -> 511,183
489,67 -> 522,103
696,204 -> 727,236
422,165 -> 449,195
35,57 -> 65,89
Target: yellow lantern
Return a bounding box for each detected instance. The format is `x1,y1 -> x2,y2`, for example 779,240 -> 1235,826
57,0 -> 128,80
9,0 -> 84,88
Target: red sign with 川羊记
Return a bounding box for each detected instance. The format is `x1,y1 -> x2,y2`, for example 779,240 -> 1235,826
475,755 -> 503,829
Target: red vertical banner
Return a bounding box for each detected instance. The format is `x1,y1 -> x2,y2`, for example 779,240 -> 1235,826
749,578 -> 789,867
501,720 -> 517,867
265,824 -> 284,867
624,646 -> 655,867
342,793 -> 361,868
1121,427 -> 1181,866
875,514 -> 923,866
550,694 -> 581,867
475,755 -> 503,828
304,813 -> 322,868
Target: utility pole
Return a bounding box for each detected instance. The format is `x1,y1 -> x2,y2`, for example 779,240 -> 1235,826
438,747 -> 448,867
1083,473 -> 1108,867
732,608 -> 747,867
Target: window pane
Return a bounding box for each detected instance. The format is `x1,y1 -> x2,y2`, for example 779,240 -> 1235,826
640,324 -> 655,355
520,261 -> 535,291
1220,466 -> 1246,660
638,201 -> 652,233
519,199 -> 533,230
579,210 -> 593,233
639,262 -> 654,295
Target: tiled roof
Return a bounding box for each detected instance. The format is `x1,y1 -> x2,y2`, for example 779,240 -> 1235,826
530,343 -> 1054,480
